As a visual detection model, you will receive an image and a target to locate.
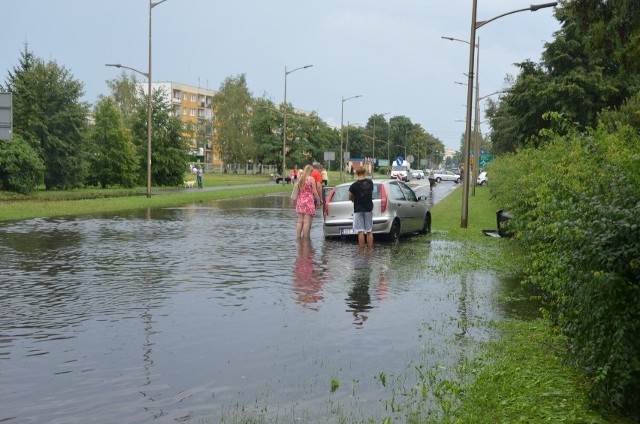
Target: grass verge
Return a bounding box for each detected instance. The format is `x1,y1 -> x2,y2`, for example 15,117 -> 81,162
0,179 -> 290,221
429,187 -> 630,424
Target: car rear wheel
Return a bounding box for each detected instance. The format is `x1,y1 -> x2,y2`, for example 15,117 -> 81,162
420,212 -> 432,234
386,220 -> 400,242
436,177 -> 442,183
480,181 -> 488,187
455,178 -> 460,184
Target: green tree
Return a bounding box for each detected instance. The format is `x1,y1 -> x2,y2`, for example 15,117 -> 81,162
0,134 -> 45,194
487,1 -> 640,154
105,71 -> 142,126
3,45 -> 89,189
251,98 -> 285,169
87,97 -> 139,188
213,74 -> 254,168
130,88 -> 188,186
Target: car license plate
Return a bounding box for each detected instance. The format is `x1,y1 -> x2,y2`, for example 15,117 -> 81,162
340,228 -> 355,235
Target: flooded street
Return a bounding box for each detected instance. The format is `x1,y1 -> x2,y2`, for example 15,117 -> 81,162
0,181 -> 508,423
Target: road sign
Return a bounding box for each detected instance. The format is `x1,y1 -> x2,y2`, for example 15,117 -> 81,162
0,92 -> 12,141
324,151 -> 335,161
479,154 -> 494,168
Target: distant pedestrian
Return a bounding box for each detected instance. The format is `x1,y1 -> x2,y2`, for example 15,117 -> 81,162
428,169 -> 436,191
349,166 -> 374,249
350,165 -> 355,180
196,166 -> 204,188
321,166 -> 328,187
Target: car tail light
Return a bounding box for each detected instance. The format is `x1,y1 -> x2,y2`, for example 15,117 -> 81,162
380,184 -> 387,213
324,189 -> 335,215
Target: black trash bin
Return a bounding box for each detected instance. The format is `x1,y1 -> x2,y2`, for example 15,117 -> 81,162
497,209 -> 513,238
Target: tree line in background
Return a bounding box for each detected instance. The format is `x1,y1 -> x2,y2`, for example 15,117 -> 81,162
0,45 -> 446,195
485,0 -> 639,418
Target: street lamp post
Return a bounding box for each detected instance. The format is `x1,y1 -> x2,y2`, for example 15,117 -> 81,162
146,0 -> 169,197
394,144 -> 407,158
458,1 -> 557,228
472,38 -> 481,196
372,112 -> 389,173
106,0 -> 168,198
442,35 -> 481,196
340,94 -> 363,182
282,64 -> 313,174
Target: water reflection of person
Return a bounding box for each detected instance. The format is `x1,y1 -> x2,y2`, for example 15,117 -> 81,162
293,238 -> 324,310
345,250 -> 374,328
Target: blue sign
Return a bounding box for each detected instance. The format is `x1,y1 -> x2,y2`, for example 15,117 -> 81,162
395,157 -> 404,166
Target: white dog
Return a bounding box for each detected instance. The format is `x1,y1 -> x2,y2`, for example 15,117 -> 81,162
183,180 -> 195,188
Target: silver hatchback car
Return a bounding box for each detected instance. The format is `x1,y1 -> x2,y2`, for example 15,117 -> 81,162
322,179 -> 431,241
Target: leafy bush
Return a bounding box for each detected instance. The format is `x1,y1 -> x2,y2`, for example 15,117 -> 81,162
0,135 -> 45,194
488,124 -> 640,417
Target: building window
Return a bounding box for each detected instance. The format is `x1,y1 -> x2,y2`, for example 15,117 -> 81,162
191,94 -> 196,102
190,108 -> 196,116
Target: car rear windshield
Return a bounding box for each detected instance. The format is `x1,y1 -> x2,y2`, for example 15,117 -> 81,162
330,184 -> 381,202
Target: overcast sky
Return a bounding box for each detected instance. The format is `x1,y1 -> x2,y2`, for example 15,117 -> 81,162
2,0 -> 560,151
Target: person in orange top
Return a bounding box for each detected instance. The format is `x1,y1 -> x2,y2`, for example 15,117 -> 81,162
311,162 -> 324,201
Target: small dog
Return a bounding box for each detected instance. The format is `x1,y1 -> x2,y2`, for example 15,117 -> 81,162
183,180 -> 195,188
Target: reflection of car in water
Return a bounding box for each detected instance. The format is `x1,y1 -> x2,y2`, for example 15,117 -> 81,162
322,179 -> 431,241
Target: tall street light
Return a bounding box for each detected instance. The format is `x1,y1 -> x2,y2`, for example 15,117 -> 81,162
443,35 -> 481,196
146,0 -> 168,198
106,0 -> 168,198
340,94 -> 362,182
105,60 -> 150,196
458,1 -> 558,228
282,64 -> 313,174
372,112 -> 389,173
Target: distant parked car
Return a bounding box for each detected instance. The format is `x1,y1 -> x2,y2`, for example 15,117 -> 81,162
477,171 -> 488,186
434,170 -> 461,183
410,169 -> 425,179
322,179 -> 432,242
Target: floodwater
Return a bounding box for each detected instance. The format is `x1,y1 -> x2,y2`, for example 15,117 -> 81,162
0,182 -> 515,423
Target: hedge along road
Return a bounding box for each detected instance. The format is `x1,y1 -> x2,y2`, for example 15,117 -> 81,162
0,179 -> 512,423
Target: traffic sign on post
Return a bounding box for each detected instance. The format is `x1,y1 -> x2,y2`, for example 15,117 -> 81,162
0,92 -> 12,141
479,154 -> 494,168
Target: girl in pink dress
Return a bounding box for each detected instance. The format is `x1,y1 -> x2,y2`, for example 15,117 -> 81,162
292,164 -> 322,239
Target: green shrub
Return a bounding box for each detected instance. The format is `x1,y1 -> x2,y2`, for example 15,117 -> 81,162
0,135 -> 45,194
488,124 -> 640,417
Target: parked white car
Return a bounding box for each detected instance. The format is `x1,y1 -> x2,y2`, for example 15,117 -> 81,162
433,170 -> 461,183
477,171 -> 488,186
323,179 -> 431,241
410,169 -> 425,179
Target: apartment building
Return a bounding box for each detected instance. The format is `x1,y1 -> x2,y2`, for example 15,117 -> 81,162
140,81 -> 220,165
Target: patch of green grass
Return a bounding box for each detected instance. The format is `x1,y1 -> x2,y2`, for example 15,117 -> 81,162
451,319 -> 631,424
0,184 -> 290,221
429,186 -> 525,274
426,187 -> 630,424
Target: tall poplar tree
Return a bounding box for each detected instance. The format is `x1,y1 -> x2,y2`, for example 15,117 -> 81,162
88,97 -> 139,188
213,74 -> 254,168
